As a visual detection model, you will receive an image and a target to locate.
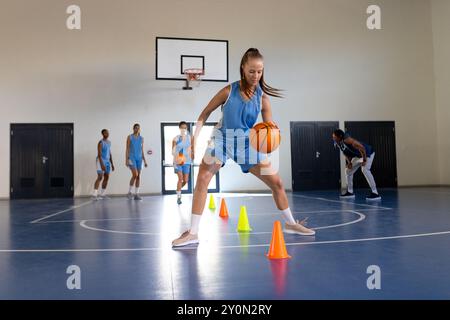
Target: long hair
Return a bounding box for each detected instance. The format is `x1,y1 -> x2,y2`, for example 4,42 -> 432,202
240,48 -> 283,98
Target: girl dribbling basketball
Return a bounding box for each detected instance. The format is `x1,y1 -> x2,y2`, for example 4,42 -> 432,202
172,48 -> 315,247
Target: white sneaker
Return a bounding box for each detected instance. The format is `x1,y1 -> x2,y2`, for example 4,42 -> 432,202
127,192 -> 133,200
172,230 -> 199,247
284,220 -> 316,236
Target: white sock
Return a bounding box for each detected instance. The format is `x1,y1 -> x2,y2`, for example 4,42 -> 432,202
281,208 -> 296,225
93,189 -> 98,196
177,191 -> 181,198
129,186 -> 134,194
101,189 -> 106,196
135,187 -> 140,195
190,213 -> 202,235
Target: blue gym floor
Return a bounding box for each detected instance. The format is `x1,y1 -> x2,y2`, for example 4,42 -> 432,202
0,187 -> 450,300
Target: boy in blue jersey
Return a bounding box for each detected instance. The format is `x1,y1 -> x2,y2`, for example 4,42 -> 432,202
333,129 -> 381,200
126,124 -> 148,200
172,121 -> 193,205
93,129 -> 115,200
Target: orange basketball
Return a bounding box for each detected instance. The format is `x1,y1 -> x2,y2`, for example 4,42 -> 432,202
249,122 -> 281,154
176,152 -> 186,165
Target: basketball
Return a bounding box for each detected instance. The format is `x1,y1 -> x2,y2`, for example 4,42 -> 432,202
249,122 -> 281,154
176,152 -> 186,165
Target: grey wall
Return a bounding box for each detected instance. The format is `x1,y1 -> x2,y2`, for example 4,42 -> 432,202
0,0 -> 442,197
431,0 -> 450,185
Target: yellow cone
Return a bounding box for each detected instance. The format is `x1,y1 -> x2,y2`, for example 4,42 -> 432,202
208,194 -> 216,210
237,206 -> 252,232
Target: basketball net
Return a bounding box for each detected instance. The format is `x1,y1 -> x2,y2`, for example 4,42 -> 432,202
183,68 -> 204,90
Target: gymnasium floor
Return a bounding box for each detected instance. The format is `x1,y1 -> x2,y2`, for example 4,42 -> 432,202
0,187 -> 449,300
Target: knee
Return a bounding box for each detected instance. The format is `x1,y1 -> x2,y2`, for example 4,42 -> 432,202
271,177 -> 284,192
196,172 -> 210,189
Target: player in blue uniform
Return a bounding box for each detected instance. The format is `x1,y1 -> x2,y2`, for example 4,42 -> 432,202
172,48 -> 315,247
332,129 -> 381,200
172,121 -> 193,205
92,129 -> 114,200
126,124 -> 148,200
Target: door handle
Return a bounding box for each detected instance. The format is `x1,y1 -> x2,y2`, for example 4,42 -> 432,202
42,156 -> 48,164
316,152 -> 320,158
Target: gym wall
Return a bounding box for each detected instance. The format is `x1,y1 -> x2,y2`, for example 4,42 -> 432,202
431,0 -> 450,185
0,0 -> 442,197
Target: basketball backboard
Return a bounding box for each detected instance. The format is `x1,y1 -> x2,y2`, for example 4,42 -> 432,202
156,37 -> 228,82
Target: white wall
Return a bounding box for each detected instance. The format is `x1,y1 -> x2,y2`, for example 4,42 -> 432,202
431,0 -> 450,185
0,0 -> 441,197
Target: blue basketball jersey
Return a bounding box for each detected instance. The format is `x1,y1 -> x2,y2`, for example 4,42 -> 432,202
174,134 -> 191,164
337,133 -> 374,158
129,134 -> 143,160
216,81 -> 263,133
99,139 -> 111,160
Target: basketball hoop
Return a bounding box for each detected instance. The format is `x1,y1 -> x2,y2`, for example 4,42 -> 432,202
183,68 -> 204,90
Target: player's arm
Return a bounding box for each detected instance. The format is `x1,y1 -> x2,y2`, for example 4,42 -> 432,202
172,139 -> 177,157
189,136 -> 194,160
193,85 -> 230,148
345,137 -> 367,163
345,155 -> 353,169
261,94 -> 274,124
142,137 -> 148,167
110,149 -> 115,171
125,136 -> 130,166
98,142 -> 105,171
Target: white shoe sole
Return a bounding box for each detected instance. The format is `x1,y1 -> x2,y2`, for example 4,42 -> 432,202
340,195 -> 355,199
284,229 -> 316,236
172,239 -> 199,247
366,197 -> 381,201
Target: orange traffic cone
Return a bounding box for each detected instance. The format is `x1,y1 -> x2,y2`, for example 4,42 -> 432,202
266,220 -> 291,259
219,198 -> 229,218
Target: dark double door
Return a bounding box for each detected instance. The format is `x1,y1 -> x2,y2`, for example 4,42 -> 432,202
10,124 -> 74,199
290,122 -> 341,191
344,121 -> 397,188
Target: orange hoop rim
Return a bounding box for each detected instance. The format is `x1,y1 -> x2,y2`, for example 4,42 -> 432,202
184,68 -> 204,81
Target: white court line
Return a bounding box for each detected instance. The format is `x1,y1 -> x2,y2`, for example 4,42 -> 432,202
291,194 -> 392,210
80,220 -> 160,235
29,193 -> 391,225
175,230 -> 450,250
247,208 -> 389,216
78,211 -> 366,236
1,229 -> 450,253
30,200 -> 93,224
222,211 -> 366,234
36,208 -> 388,224
38,209 -> 349,223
